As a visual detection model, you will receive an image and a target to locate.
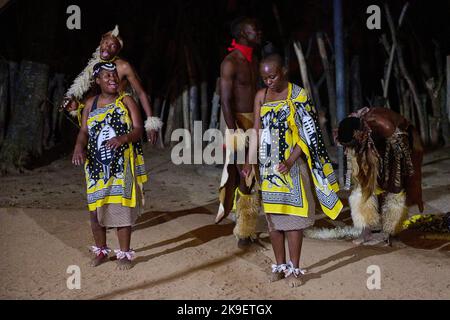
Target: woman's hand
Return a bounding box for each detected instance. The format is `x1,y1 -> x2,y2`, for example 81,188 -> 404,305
72,147 -> 86,166
277,158 -> 294,175
147,129 -> 158,145
106,136 -> 126,150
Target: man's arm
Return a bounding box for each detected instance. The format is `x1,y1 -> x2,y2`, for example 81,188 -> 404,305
120,61 -> 153,118
119,60 -> 160,144
220,58 -> 237,130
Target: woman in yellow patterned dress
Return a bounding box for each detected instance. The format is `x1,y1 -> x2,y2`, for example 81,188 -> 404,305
72,62 -> 147,270
244,54 -> 342,287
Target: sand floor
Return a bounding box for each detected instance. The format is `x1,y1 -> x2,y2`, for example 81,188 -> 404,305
0,146 -> 449,299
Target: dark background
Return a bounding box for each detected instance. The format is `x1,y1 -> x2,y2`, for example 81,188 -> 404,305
2,0 -> 448,103
0,0 -> 449,171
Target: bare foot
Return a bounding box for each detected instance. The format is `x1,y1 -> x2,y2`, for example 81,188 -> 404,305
269,272 -> 285,283
285,274 -> 302,288
116,258 -> 133,270
89,253 -> 108,267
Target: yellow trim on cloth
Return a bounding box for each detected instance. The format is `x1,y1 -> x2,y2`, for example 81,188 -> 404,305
85,92 -> 147,212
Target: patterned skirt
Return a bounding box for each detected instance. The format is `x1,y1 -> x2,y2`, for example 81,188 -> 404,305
265,156 -> 316,232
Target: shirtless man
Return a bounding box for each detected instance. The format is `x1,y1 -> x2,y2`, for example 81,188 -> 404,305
64,26 -> 161,144
215,17 -> 262,248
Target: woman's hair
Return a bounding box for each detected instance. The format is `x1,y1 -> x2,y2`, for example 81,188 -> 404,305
337,117 -> 361,146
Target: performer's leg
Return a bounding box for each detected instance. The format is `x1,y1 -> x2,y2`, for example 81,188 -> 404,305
90,211 -> 108,267
285,230 -> 304,287
349,186 -> 380,244
116,226 -> 133,270
234,190 -> 259,247
269,230 -> 286,282
382,192 -> 408,245
286,230 -> 303,268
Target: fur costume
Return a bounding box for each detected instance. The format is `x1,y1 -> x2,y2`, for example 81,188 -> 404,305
382,192 -> 408,236
144,117 -> 163,132
310,107 -> 423,241
233,192 -> 259,240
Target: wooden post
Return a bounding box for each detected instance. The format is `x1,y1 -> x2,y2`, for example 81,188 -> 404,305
182,86 -> 190,131
382,3 -> 409,106
293,41 -> 314,104
317,32 -> 338,130
385,3 -> 428,144
164,100 -> 176,146
333,0 -> 346,186
209,78 -> 221,130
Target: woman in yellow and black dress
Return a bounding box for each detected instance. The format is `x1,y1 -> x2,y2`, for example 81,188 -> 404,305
72,62 -> 147,270
244,54 -> 342,287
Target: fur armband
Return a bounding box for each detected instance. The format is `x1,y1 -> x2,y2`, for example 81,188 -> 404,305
144,117 -> 163,131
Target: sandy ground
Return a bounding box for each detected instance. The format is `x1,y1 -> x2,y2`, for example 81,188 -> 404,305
0,145 -> 449,300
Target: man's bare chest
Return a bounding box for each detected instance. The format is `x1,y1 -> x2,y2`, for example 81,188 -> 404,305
234,63 -> 257,86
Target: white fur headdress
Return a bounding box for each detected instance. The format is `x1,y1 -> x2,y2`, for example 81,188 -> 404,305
108,25 -> 124,49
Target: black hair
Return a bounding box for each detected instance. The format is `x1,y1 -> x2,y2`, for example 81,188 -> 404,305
230,16 -> 256,39
337,117 -> 362,145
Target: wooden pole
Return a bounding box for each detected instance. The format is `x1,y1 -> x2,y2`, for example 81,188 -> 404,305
317,32 -> 338,130
385,3 -> 428,144
209,78 -> 221,130
333,0 -> 346,186
293,41 -> 314,104
382,3 -> 409,105
164,99 -> 176,146
182,86 -> 190,131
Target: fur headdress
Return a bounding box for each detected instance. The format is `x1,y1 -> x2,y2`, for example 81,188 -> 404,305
102,25 -> 124,49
